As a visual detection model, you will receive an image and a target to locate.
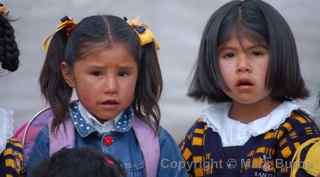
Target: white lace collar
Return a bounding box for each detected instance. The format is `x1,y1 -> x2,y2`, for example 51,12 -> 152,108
202,101 -> 300,147
0,107 -> 14,153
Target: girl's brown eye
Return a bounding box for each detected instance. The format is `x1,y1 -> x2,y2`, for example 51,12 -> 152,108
250,47 -> 268,57
91,71 -> 102,76
118,71 -> 129,77
251,50 -> 265,56
222,52 -> 235,59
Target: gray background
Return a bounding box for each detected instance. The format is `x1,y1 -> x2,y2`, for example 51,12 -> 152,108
1,0 -> 319,141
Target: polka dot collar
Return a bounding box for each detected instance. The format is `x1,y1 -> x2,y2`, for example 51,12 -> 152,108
69,101 -> 134,137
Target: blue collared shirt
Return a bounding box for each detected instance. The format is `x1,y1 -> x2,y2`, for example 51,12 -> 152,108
27,102 -> 188,177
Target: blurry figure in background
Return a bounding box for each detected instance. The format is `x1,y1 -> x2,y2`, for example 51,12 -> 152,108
290,97 -> 320,177
30,148 -> 127,177
290,137 -> 320,177
0,4 -> 19,72
16,15 -> 187,177
180,0 -> 320,176
0,3 -> 24,177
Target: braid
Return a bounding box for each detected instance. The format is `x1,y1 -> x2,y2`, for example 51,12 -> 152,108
0,15 -> 19,71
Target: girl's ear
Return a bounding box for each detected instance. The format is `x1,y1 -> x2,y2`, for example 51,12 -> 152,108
60,62 -> 76,88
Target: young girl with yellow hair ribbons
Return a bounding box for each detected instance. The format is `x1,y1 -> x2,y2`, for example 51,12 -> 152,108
18,15 -> 187,177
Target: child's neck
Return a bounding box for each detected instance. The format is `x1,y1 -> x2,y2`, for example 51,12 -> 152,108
229,97 -> 281,124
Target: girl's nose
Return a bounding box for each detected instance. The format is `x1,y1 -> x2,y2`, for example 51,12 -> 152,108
236,54 -> 252,73
104,75 -> 118,93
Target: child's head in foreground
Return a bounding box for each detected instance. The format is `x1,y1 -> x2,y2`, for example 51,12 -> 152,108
30,148 -> 127,177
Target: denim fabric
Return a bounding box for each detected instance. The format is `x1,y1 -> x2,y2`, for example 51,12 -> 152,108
26,104 -> 187,177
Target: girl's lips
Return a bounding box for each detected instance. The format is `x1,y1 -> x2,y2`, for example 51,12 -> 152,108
102,100 -> 119,105
236,79 -> 254,90
236,79 -> 254,87
100,100 -> 120,109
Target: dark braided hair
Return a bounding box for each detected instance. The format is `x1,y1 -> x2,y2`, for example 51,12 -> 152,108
0,4 -> 19,72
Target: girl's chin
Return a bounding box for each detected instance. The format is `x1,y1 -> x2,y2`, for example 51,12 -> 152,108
96,116 -> 117,123
232,96 -> 274,106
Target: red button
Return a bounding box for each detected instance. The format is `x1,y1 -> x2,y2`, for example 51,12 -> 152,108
103,136 -> 113,146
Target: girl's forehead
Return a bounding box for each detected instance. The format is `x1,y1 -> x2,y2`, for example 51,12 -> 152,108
78,42 -> 135,60
218,29 -> 267,48
76,43 -> 137,66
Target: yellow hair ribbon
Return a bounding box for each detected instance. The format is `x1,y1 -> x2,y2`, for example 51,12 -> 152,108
42,16 -> 77,53
127,18 -> 160,49
0,4 -> 9,16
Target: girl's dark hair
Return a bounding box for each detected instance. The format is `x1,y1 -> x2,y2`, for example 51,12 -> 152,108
39,15 -> 162,132
0,7 -> 19,72
188,0 -> 309,103
30,148 -> 127,177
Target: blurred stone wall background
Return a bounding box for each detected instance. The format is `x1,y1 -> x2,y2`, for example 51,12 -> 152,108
1,0 -> 319,141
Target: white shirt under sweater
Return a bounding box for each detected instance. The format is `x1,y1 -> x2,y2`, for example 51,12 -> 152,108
201,101 -> 301,147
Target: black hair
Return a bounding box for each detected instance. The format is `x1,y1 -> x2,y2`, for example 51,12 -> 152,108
30,148 -> 127,177
0,4 -> 19,72
188,0 -> 309,103
39,15 -> 162,132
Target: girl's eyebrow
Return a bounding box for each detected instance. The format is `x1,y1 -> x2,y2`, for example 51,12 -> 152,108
86,65 -> 136,70
218,45 -> 238,51
218,43 -> 268,51
118,66 -> 133,69
217,42 -> 232,49
247,44 -> 268,50
86,65 -> 105,70
118,66 -> 137,72
218,46 -> 233,50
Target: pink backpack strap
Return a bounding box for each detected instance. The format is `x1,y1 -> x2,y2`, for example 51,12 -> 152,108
13,108 -> 53,162
13,108 -> 75,160
132,118 -> 160,177
48,117 -> 75,156
13,122 -> 28,142
15,107 -> 160,176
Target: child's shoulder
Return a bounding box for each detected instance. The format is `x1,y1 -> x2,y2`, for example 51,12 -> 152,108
3,139 -> 23,160
179,117 -> 209,148
273,108 -> 320,139
186,117 -> 209,134
280,109 -> 319,132
273,109 -> 320,159
158,126 -> 186,151
1,138 -> 24,176
287,109 -> 315,123
6,138 -> 23,149
158,127 -> 179,145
